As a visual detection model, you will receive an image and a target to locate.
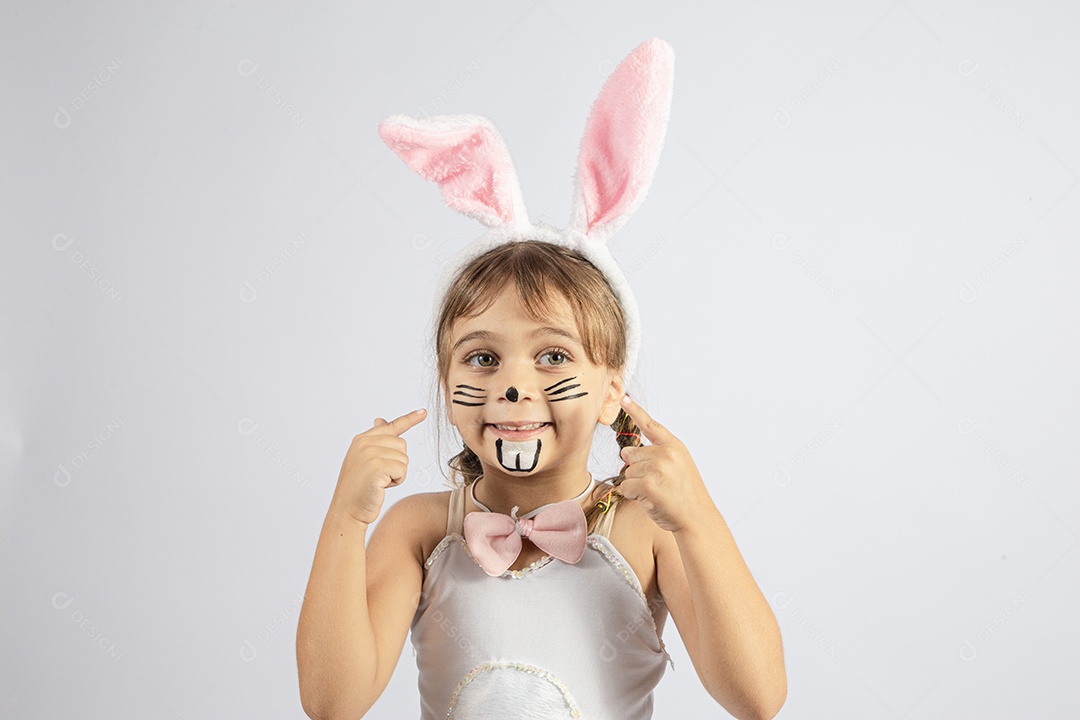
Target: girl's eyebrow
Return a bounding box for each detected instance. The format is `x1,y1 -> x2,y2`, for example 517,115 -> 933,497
452,326 -> 579,353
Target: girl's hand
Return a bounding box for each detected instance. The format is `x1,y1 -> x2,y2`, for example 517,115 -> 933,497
616,395 -> 716,534
330,408 -> 427,525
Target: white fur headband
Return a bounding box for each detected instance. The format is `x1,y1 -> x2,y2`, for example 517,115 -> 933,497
378,37 -> 675,386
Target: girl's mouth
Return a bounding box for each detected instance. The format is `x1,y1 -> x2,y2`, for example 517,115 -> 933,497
486,422 -> 551,440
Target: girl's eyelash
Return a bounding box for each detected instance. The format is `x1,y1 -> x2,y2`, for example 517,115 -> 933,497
462,346 -> 574,366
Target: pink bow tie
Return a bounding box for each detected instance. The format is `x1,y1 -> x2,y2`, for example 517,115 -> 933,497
463,500 -> 587,577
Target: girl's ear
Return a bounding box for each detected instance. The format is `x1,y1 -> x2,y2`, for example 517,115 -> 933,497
567,38 -> 675,245
378,113 -> 531,231
597,369 -> 625,426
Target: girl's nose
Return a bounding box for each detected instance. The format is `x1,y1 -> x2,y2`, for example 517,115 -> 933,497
502,386 -> 539,402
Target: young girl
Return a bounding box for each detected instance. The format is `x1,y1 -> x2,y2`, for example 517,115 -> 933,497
297,39 -> 786,720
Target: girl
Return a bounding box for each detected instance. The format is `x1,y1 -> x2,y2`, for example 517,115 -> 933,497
297,39 -> 785,720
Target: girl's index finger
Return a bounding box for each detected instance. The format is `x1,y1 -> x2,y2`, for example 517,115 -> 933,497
371,408 -> 427,436
619,394 -> 672,445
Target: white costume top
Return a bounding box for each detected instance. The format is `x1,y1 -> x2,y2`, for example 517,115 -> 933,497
409,477 -> 675,718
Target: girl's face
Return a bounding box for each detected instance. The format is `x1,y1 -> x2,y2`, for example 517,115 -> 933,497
444,285 -> 623,484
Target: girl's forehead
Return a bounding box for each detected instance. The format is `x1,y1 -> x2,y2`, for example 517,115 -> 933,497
450,309 -> 583,353
452,324 -> 582,351
451,310 -> 581,340
455,287 -> 576,328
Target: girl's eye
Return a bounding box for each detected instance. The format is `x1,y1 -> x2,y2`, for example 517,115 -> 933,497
462,347 -> 573,368
540,348 -> 571,366
465,352 -> 496,368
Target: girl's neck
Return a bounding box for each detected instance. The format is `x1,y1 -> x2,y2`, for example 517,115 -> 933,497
470,471 -> 596,517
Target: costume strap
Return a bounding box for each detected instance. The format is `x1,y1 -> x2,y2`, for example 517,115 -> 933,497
447,485 -> 466,536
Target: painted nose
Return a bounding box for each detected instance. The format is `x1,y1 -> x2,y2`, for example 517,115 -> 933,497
505,387 -> 519,402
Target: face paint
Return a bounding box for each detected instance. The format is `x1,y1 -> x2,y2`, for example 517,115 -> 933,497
452,384 -> 485,407
445,285 -> 621,487
449,368 -> 592,476
495,437 -> 542,472
545,376 -> 588,402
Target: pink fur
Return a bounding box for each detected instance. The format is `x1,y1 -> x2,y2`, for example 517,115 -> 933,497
377,38 -> 676,385
569,37 -> 675,244
377,114 -> 529,229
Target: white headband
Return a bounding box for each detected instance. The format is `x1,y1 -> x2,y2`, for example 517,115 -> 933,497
378,37 -> 675,386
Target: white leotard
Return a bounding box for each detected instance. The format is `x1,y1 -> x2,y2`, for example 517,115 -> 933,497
409,476 -> 674,718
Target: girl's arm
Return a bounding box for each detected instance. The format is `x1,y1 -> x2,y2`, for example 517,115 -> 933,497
655,504 -> 787,720
296,507 -> 378,719
614,395 -> 786,718
296,497 -> 423,719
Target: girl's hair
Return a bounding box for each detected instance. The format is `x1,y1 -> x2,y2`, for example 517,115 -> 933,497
429,239 -> 642,533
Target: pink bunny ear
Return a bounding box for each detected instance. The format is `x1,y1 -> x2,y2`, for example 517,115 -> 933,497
378,113 -> 530,230
568,38 -> 675,243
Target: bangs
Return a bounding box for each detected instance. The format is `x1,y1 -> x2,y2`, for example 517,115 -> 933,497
435,240 -> 626,380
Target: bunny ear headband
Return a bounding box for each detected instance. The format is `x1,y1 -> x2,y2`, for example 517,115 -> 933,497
377,37 -> 675,386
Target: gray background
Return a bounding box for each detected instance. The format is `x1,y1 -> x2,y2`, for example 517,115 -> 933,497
3,1 -> 1078,718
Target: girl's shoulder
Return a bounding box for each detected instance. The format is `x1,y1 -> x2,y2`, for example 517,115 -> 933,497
588,482 -> 660,601
380,489 -> 456,569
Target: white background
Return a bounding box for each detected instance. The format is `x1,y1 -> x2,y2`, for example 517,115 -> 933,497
3,1 -> 1078,718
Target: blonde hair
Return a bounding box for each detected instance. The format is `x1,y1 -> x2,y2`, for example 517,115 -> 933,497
427,240 -> 642,533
